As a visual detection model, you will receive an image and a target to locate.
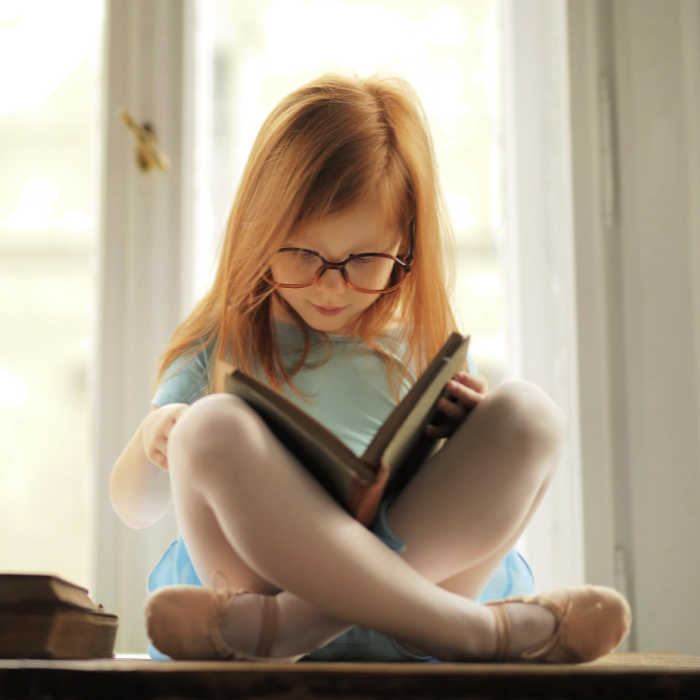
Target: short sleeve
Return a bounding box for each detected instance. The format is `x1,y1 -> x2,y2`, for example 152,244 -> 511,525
151,346 -> 212,407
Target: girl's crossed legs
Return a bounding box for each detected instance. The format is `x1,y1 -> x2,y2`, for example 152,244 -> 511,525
164,379 -> 565,660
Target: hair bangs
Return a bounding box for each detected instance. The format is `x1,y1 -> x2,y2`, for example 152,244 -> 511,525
290,143 -> 414,264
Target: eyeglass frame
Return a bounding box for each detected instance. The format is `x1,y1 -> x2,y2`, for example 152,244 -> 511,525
264,219 -> 415,295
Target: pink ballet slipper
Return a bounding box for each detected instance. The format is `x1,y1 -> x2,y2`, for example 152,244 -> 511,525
145,584 -> 304,662
485,584 -> 632,663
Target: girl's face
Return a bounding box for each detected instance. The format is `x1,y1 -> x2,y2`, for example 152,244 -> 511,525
270,196 -> 401,335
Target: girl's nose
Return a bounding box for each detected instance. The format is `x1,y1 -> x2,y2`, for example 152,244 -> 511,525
316,267 -> 346,293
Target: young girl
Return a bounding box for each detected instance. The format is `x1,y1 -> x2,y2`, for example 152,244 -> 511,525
110,73 -> 631,664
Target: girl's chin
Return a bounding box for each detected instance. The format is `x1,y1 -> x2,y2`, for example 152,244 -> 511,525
305,308 -> 355,334
306,315 -> 350,333
271,295 -> 357,334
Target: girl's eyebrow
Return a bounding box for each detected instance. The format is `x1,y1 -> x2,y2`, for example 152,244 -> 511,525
290,239 -> 397,256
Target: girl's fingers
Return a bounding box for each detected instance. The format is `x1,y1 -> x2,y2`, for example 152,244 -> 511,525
437,396 -> 465,419
151,449 -> 168,470
164,413 -> 183,438
426,373 -> 487,438
425,423 -> 451,438
455,371 -> 488,393
445,379 -> 484,407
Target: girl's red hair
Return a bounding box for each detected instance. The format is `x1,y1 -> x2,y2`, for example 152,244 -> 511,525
153,73 -> 460,400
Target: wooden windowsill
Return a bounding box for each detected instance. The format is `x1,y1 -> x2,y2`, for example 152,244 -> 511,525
1,652 -> 699,699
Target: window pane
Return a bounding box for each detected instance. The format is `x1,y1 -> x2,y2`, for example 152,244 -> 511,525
0,1 -> 103,587
207,0 -> 506,382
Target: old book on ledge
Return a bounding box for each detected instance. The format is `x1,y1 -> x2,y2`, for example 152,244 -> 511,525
226,331 -> 470,526
0,573 -> 119,659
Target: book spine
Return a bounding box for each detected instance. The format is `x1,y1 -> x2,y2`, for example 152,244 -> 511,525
350,460 -> 390,526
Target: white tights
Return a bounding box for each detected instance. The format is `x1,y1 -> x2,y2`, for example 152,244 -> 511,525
166,379 -> 565,659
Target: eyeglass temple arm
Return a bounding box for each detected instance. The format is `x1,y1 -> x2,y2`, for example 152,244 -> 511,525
400,219 -> 416,268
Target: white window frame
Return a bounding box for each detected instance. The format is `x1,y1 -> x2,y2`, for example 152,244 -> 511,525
93,0 -> 202,654
499,0 -> 587,593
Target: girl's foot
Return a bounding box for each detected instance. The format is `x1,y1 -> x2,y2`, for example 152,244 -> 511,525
145,584 -> 351,661
396,600 -> 557,661
483,585 -> 632,663
483,601 -> 558,658
218,589 -> 352,658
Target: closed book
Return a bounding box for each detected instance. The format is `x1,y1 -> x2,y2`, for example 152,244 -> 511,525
226,332 -> 470,525
0,573 -> 118,659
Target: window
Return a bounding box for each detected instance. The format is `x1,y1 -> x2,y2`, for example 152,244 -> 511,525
0,2 -> 104,584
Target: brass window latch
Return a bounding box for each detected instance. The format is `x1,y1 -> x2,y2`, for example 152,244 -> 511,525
120,110 -> 171,173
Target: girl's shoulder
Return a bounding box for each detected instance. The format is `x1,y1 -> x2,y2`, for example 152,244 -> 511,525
153,340 -> 217,406
166,340 -> 216,376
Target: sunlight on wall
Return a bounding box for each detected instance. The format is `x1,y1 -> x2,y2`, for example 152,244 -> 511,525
0,0 -> 103,587
0,1 -> 101,116
0,369 -> 28,408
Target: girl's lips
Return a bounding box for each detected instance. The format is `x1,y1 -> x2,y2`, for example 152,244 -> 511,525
311,303 -> 347,315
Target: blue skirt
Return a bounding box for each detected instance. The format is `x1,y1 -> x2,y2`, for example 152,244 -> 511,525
146,497 -> 535,662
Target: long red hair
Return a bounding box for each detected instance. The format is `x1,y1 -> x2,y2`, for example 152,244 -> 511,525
153,73 -> 459,400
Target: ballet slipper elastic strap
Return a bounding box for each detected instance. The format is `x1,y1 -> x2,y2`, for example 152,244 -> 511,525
518,596 -> 569,661
486,603 -> 510,661
255,594 -> 277,657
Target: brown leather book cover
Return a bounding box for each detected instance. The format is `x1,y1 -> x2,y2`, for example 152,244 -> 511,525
226,332 -> 470,526
0,574 -> 118,659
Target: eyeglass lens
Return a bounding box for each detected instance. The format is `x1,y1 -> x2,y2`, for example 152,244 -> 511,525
269,249 -> 400,292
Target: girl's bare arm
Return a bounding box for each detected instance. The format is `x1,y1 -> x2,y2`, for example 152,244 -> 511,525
109,404 -> 187,529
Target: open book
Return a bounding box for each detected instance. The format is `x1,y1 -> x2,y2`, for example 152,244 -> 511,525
0,573 -> 118,658
225,332 -> 470,526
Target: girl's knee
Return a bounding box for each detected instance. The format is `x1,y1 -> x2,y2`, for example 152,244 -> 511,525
486,379 -> 566,458
168,393 -> 258,468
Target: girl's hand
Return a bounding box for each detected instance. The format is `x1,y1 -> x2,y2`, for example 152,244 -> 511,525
141,403 -> 189,471
425,371 -> 488,439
